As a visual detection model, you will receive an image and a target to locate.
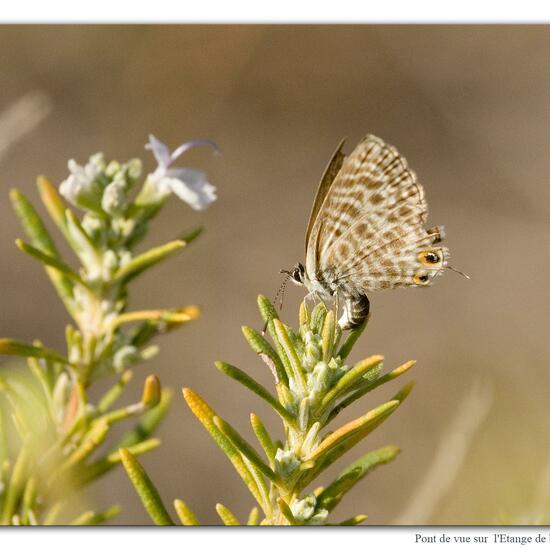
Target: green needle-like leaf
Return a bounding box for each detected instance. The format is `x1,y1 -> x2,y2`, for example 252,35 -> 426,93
316,446 -> 400,512
216,503 -> 240,526
215,362 -> 296,427
36,176 -> 70,239
22,476 -> 37,510
174,499 -> 200,526
27,357 -> 54,398
10,189 -> 58,255
306,400 -> 400,464
112,306 -> 200,331
1,445 -> 30,525
266,320 -> 295,384
43,502 -> 64,526
116,389 -> 173,449
321,310 -> 336,362
250,413 -> 277,467
320,355 -> 384,410
61,419 -> 109,471
301,402 -> 405,490
0,339 -> 69,364
97,370 -> 134,413
310,303 -> 327,333
247,507 -> 260,526
213,416 -> 277,483
242,326 -> 287,385
78,439 -> 161,487
257,294 -> 279,324
16,239 -> 85,286
179,226 -> 203,245
182,388 -> 267,510
70,505 -> 121,525
277,498 -> 297,525
328,360 -> 416,422
337,514 -> 368,526
258,297 -> 296,385
119,449 -> 174,526
112,240 -> 185,286
11,187 -> 76,316
337,315 -> 369,360
272,320 -> 307,394
392,380 -> 415,403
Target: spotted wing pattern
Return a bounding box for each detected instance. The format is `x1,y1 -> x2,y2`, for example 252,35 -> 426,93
305,135 -> 448,295
305,138 -> 346,252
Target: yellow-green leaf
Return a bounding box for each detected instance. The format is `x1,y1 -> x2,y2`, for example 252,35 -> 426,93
112,240 -> 185,286
216,503 -> 240,526
182,388 -> 267,510
119,448 -> 174,525
174,499 -> 200,526
0,339 -> 69,365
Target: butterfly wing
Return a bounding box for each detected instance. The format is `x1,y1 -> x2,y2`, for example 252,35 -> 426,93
306,135 -> 448,294
305,138 -> 346,253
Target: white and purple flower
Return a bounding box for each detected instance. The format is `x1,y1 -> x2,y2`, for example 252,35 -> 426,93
143,134 -> 219,211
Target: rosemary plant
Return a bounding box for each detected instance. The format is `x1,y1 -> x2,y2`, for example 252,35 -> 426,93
0,135 -> 216,525
122,295 -> 416,525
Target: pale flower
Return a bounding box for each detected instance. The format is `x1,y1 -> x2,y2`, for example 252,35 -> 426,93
59,153 -> 106,211
143,134 -> 218,210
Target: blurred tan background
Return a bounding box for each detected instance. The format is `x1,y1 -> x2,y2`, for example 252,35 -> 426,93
0,25 -> 549,525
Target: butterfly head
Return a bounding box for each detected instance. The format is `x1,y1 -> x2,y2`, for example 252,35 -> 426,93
270,263 -> 307,318
285,263 -> 306,286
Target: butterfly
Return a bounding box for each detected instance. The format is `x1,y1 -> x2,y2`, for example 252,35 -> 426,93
284,134 -> 454,330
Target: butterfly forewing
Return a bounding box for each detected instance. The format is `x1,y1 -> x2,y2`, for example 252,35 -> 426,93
305,134 -> 448,296
305,138 -> 346,253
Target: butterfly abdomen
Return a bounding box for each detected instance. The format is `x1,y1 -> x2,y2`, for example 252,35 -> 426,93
339,294 -> 370,330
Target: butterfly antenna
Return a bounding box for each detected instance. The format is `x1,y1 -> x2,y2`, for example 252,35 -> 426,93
262,270 -> 292,335
275,270 -> 292,310
447,265 -> 471,280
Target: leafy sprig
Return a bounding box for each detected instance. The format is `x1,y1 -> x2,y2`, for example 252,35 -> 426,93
122,296 -> 415,525
0,137 -> 215,525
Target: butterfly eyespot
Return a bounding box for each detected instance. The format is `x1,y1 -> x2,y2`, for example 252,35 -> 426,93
418,250 -> 441,266
414,273 -> 430,285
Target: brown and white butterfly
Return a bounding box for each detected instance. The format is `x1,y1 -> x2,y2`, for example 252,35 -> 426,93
285,134 -> 451,330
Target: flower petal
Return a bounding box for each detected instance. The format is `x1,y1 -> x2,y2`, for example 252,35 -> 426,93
170,139 -> 220,163
164,168 -> 217,211
145,134 -> 171,168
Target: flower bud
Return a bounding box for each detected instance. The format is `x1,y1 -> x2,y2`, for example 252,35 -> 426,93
290,494 -> 317,522
113,345 -> 139,372
102,178 -> 127,216
59,155 -> 106,213
141,375 -> 161,408
274,448 -> 300,478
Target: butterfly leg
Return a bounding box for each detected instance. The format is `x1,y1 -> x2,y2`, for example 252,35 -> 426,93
334,292 -> 340,323
304,290 -> 321,310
